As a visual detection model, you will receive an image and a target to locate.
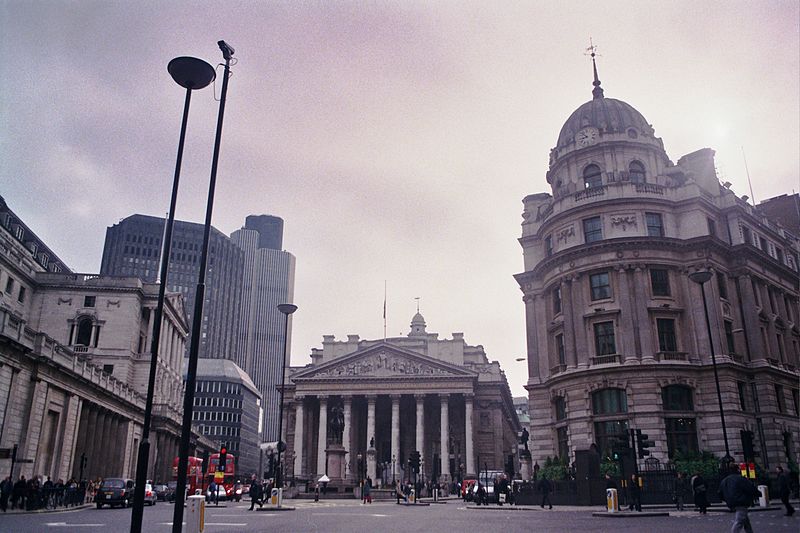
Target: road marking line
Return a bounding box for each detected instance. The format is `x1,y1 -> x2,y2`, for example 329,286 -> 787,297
46,523 -> 105,528
204,523 -> 247,526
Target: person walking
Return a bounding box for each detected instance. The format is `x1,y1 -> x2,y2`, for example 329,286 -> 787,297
539,475 -> 553,509
476,482 -> 486,506
0,476 -> 12,512
673,471 -> 689,511
691,472 -> 709,514
247,475 -> 261,510
719,464 -> 760,533
628,474 -> 642,512
363,478 -> 372,504
776,466 -> 795,516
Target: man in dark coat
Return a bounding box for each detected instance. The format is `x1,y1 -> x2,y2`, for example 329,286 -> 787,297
627,474 -> 642,512
539,475 -> 553,509
719,464 -> 760,533
691,472 -> 709,514
776,466 -> 795,516
247,475 -> 262,510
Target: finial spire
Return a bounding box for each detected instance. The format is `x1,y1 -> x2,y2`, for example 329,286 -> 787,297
586,38 -> 604,99
414,296 -> 420,313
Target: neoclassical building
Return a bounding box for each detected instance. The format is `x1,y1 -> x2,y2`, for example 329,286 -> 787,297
282,313 -> 520,487
515,61 -> 800,469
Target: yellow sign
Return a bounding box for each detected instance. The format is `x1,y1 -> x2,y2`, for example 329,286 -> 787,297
214,471 -> 224,482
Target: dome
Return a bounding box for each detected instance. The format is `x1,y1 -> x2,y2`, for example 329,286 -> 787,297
409,312 -> 427,337
556,97 -> 652,149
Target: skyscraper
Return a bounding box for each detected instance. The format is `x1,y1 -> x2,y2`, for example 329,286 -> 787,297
230,216 -> 296,442
100,214 -> 244,360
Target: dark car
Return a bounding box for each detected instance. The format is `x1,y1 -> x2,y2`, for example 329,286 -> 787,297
154,484 -> 170,501
95,478 -> 135,508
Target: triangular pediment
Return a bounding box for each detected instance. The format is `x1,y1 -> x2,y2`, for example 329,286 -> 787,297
292,343 -> 476,381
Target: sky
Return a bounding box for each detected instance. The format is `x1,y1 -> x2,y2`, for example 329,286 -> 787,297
1,1 -> 798,398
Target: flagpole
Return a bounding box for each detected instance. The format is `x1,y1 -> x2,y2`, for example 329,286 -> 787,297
383,280 -> 387,341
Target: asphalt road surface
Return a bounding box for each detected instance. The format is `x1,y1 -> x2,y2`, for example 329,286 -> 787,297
0,500 -> 797,532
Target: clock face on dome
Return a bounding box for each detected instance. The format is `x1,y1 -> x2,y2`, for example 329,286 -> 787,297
575,127 -> 599,148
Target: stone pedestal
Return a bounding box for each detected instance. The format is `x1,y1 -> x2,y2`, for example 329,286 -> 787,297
367,447 -> 377,482
326,443 -> 347,481
520,455 -> 532,481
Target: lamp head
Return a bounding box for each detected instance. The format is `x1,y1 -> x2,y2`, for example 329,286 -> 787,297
689,270 -> 713,285
278,303 -> 298,316
167,56 -> 216,89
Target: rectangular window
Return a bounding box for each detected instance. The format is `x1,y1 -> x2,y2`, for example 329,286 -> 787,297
759,236 -> 768,252
645,212 -> 664,237
724,321 -> 736,354
716,272 -> 728,299
738,382 -> 748,411
4,277 -> 13,294
545,235 -> 553,257
553,286 -> 562,315
752,280 -> 760,306
590,272 -> 611,301
17,286 -> 26,303
84,296 -> 96,307
777,333 -> 785,361
557,426 -> 569,460
665,418 -> 698,458
594,321 -> 616,356
556,334 -> 566,366
707,217 -> 717,237
775,385 -> 786,414
793,389 -> 799,415
583,216 -> 603,243
102,364 -> 114,374
650,269 -> 670,297
555,397 -> 567,421
656,318 -> 678,352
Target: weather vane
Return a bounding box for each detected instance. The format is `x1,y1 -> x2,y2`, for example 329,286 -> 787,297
585,37 -> 599,58
585,37 -> 604,99
414,297 -> 420,313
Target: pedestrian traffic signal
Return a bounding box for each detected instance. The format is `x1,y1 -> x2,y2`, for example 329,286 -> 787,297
635,429 -> 654,458
609,436 -> 630,461
409,450 -> 421,473
219,446 -> 228,470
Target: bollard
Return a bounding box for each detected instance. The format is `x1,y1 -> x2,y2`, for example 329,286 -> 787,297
270,487 -> 282,507
757,485 -> 769,507
185,495 -> 205,533
606,488 -> 618,513
410,488 -> 415,504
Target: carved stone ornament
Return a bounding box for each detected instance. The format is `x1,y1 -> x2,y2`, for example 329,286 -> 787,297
610,214 -> 637,230
310,350 -> 456,378
58,297 -> 72,305
557,225 -> 575,242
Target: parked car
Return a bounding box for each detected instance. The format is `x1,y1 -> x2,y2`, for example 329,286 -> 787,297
153,484 -> 170,501
143,483 -> 157,506
95,478 -> 135,508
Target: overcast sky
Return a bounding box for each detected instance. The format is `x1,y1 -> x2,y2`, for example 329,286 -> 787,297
2,1 -> 798,397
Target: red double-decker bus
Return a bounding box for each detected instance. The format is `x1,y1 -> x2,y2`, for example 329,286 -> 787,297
172,456 -> 204,496
206,452 -> 236,499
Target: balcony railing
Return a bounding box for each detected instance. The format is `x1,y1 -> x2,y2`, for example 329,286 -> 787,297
550,364 -> 567,375
635,183 -> 665,195
72,345 -> 89,353
656,351 -> 688,362
575,185 -> 607,202
591,354 -> 620,365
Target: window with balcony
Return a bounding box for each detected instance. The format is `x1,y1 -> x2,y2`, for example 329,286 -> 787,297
583,164 -> 603,189
75,317 -> 93,346
645,212 -> 664,237
583,216 -> 603,243
656,318 -> 678,352
650,269 -> 670,297
629,161 -> 646,183
590,272 -> 611,300
593,321 -> 617,356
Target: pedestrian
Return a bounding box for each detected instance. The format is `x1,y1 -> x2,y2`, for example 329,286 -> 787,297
363,478 -> 372,504
691,472 -> 709,514
776,466 -> 795,516
475,482 -> 486,506
627,474 -> 642,512
0,476 -> 12,512
247,475 -> 261,510
673,471 -> 689,511
538,474 -> 553,510
208,479 -> 218,505
719,463 -> 760,533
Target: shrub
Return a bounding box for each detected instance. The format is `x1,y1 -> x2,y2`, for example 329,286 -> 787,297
671,450 -> 721,478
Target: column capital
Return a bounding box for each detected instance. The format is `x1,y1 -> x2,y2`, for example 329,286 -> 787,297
389,394 -> 402,402
439,393 -> 450,402
414,393 -> 426,402
366,394 -> 377,404
294,395 -> 305,402
342,395 -> 352,405
463,393 -> 474,402
318,395 -> 328,403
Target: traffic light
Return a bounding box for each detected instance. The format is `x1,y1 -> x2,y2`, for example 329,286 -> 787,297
741,430 -> 755,461
635,429 -> 654,458
409,450 -> 421,473
219,446 -> 227,471
610,436 -> 630,461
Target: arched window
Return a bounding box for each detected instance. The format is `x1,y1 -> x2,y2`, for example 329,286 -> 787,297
75,317 -> 93,346
592,388 -> 628,415
583,164 -> 603,189
629,161 -> 646,183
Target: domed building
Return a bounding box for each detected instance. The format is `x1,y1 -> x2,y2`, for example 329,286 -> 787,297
515,58 -> 800,471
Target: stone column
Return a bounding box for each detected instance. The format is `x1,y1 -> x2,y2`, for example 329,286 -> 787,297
99,412 -> 113,478
58,394 -> 81,482
294,397 -> 304,478
391,394 -> 400,478
317,396 -> 328,476
562,277 -> 579,368
464,394 -> 475,476
366,395 -> 376,481
440,394 -> 450,482
84,407 -> 99,478
343,396 -> 352,479
736,274 -> 761,361
415,394 -> 425,456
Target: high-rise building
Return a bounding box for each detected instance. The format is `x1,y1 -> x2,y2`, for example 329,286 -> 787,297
100,214 -> 244,360
515,62 -> 799,468
230,216 -> 295,443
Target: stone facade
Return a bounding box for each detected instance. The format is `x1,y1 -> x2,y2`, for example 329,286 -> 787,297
515,70 -> 800,469
282,313 -> 520,487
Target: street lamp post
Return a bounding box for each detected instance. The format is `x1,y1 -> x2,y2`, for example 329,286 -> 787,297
392,454 -> 396,484
172,40 -> 236,533
130,55 -> 215,533
276,303 -> 298,490
689,270 -> 733,464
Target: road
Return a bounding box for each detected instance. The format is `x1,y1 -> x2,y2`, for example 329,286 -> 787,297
0,500 -> 796,532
